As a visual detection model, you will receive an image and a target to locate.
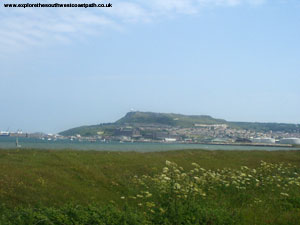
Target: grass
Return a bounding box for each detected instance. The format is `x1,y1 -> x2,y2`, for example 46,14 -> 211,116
0,148 -> 300,224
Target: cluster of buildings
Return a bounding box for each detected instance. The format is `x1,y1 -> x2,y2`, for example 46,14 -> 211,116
71,124 -> 300,145
0,130 -> 63,141
2,124 -> 300,146
0,130 -> 28,137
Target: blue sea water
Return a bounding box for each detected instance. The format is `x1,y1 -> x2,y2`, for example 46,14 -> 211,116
0,137 -> 299,152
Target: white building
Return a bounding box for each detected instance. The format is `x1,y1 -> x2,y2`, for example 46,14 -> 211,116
164,138 -> 177,142
280,138 -> 300,145
252,138 -> 276,144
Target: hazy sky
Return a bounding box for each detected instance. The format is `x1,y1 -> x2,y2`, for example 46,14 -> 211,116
1,0 -> 300,133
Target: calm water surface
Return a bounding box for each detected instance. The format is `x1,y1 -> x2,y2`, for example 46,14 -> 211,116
0,137 -> 299,152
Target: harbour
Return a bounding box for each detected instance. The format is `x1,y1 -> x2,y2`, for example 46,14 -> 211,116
0,136 -> 299,152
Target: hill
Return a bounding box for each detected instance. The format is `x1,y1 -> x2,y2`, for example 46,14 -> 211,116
59,124 -> 115,137
59,112 -> 226,136
115,111 -> 226,127
59,111 -> 300,136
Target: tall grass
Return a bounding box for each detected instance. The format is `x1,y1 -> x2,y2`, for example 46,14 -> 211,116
0,149 -> 300,224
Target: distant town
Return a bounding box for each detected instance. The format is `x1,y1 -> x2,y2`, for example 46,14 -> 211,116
1,111 -> 300,147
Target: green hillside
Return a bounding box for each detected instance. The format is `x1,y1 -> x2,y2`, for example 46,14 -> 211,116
59,124 -> 115,137
115,111 -> 226,127
59,111 -> 300,136
60,112 -> 226,136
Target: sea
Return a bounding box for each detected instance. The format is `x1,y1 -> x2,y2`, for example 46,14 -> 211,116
0,136 -> 299,152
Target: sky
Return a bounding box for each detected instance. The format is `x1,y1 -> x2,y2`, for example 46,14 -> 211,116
0,0 -> 300,133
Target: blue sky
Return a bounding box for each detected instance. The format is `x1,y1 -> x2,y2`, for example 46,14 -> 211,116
0,0 -> 300,133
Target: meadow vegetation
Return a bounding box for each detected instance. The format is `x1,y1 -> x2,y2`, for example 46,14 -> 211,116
0,149 -> 300,224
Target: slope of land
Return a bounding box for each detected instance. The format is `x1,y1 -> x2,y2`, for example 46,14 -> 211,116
60,111 -> 300,137
115,111 -> 226,127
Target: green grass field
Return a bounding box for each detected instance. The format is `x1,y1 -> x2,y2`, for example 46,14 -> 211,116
0,149 -> 300,224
